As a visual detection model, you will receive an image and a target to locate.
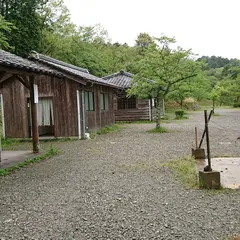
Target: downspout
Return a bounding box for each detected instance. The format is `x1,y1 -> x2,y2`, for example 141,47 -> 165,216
149,99 -> 151,121
0,94 -> 5,139
76,90 -> 81,139
81,90 -> 86,138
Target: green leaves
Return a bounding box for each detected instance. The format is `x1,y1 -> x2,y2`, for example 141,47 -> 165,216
0,15 -> 15,49
128,35 -> 201,99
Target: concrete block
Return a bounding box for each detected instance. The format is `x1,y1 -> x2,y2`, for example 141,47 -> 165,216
199,170 -> 221,189
192,148 -> 205,159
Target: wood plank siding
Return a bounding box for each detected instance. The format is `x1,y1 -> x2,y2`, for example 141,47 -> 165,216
0,78 -> 29,137
103,70 -> 152,121
0,76 -> 115,138
85,85 -> 115,130
113,93 -> 151,121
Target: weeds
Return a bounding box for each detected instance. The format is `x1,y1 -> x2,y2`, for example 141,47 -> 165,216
90,124 -> 120,138
147,127 -> 168,134
1,137 -> 78,149
0,146 -> 59,177
162,156 -> 198,188
116,120 -> 154,124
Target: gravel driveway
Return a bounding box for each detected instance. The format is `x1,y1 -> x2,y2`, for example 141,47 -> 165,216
0,109 -> 240,240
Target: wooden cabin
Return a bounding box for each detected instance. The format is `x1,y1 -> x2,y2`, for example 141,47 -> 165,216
103,70 -> 155,121
0,50 -> 119,140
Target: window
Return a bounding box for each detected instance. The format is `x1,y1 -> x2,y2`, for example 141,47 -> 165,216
84,91 -> 94,111
100,93 -> 109,111
118,97 -> 136,109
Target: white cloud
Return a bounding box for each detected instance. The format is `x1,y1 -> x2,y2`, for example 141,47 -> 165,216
64,0 -> 240,59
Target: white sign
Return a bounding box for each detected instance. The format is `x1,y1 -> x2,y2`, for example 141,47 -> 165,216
33,84 -> 38,103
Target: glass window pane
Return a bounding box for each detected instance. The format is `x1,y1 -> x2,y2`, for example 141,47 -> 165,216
117,98 -> 124,109
100,93 -> 104,110
89,92 -> 94,111
85,92 -> 89,111
105,94 -> 109,110
127,97 -> 136,109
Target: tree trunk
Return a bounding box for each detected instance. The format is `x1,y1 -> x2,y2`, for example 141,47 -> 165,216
155,95 -> 162,129
212,99 -> 215,114
180,99 -> 183,109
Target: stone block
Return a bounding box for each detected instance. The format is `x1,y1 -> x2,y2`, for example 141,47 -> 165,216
199,170 -> 221,189
192,148 -> 205,159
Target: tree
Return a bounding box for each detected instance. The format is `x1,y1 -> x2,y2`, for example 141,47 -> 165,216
128,36 -> 200,129
0,0 -> 49,56
0,15 -> 15,49
209,86 -> 221,113
168,74 -> 210,109
135,32 -> 153,48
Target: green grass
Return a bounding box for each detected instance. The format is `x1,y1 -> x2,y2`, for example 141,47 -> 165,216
0,146 -> 59,177
96,124 -> 120,134
174,115 -> 189,120
1,137 -> 78,149
116,120 -> 154,124
90,124 -> 121,138
147,126 -> 168,134
163,156 -> 198,188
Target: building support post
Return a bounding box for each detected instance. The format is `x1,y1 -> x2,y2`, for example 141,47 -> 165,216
30,76 -> 39,153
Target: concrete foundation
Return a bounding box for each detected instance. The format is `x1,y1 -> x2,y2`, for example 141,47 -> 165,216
192,148 -> 205,159
199,170 -> 221,189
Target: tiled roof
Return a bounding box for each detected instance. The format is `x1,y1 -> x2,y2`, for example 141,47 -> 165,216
29,51 -> 120,88
0,50 -> 61,76
102,70 -> 134,89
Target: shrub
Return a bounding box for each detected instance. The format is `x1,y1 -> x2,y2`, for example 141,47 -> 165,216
233,102 -> 240,108
175,110 -> 185,119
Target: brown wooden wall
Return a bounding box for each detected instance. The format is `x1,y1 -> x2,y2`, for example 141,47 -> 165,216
85,85 -> 115,131
114,92 -> 151,121
0,75 -> 116,138
0,78 -> 29,138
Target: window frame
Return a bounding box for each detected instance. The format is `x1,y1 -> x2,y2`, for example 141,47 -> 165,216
100,93 -> 109,111
117,96 -> 137,109
84,91 -> 95,111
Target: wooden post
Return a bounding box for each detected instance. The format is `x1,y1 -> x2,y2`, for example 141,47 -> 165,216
195,127 -> 198,148
30,76 -> 39,153
199,110 -> 213,148
204,110 -> 212,171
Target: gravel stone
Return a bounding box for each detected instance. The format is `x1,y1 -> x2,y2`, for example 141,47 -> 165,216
0,109 -> 240,240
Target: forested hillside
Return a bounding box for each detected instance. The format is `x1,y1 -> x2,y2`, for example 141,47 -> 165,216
0,0 -> 239,108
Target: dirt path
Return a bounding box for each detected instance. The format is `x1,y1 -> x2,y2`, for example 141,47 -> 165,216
0,109 -> 239,239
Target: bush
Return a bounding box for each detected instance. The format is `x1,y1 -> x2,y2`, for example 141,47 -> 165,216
233,102 -> 240,108
175,110 -> 185,119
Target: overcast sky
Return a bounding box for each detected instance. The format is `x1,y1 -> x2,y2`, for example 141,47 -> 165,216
64,0 -> 240,59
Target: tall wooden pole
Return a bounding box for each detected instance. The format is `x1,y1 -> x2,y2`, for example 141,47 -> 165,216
195,127 -> 198,149
30,76 -> 39,153
204,110 -> 212,171
199,110 -> 213,148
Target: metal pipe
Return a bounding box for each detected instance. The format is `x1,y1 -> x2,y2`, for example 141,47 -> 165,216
76,90 -> 81,140
81,90 -> 86,138
30,77 -> 39,153
204,110 -> 212,171
199,109 -> 213,148
0,94 -> 5,139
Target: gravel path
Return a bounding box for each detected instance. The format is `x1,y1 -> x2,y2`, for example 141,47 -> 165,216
0,109 -> 240,240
